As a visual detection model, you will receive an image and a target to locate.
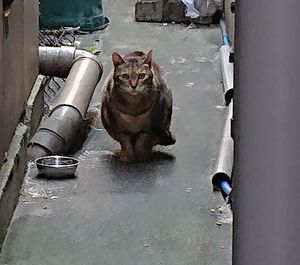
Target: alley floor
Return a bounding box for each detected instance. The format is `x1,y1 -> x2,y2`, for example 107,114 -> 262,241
0,1 -> 232,264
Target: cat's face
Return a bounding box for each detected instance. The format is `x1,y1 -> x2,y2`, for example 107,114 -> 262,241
112,51 -> 153,95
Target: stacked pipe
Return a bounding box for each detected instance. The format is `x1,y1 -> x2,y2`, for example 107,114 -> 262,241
211,18 -> 234,201
27,47 -> 103,160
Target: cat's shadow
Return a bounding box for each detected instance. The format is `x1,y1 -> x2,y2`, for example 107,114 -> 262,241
100,150 -> 176,194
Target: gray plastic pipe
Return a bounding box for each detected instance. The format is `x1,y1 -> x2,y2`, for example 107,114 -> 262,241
212,19 -> 234,199
27,47 -> 103,160
220,18 -> 234,105
212,102 -> 233,199
220,45 -> 234,106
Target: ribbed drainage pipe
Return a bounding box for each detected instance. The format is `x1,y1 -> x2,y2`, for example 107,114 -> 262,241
27,47 -> 103,160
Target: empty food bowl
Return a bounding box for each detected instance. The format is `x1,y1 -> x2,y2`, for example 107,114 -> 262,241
34,155 -> 79,178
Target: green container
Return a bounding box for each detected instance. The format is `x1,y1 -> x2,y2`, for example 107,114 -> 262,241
39,0 -> 109,31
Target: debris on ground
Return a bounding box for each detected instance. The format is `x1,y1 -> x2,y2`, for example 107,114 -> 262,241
186,187 -> 193,193
88,44 -> 101,55
143,242 -> 151,248
186,82 -> 195,87
216,221 -> 222,227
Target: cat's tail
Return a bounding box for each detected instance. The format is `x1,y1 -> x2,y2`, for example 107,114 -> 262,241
153,129 -> 176,146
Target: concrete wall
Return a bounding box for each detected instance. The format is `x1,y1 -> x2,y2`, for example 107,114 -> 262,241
224,0 -> 235,48
0,1 -> 3,164
0,0 -> 39,163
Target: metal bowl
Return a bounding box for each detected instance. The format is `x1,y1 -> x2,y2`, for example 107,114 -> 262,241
34,155 -> 79,179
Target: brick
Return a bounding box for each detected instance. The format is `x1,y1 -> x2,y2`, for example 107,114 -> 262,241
162,0 -> 187,23
135,0 -> 164,22
135,0 -> 221,25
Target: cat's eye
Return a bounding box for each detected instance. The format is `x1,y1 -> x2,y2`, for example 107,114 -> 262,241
121,74 -> 130,80
138,73 -> 146,79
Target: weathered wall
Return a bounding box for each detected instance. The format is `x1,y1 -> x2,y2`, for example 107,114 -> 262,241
0,0 -> 39,163
224,0 -> 235,47
24,0 -> 39,101
0,0 -> 4,164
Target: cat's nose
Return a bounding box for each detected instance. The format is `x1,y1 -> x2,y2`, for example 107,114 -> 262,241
131,81 -> 138,89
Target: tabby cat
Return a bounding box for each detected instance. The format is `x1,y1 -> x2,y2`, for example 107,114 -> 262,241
101,50 -> 175,162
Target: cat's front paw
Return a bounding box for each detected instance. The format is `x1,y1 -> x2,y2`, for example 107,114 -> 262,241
167,131 -> 176,145
135,151 -> 151,162
119,152 -> 134,163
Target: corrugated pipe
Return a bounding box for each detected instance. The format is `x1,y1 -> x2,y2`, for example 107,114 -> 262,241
27,46 -> 103,160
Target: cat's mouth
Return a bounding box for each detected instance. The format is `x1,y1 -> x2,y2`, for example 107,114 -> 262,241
125,88 -> 141,95
129,89 -> 139,95
122,86 -> 147,95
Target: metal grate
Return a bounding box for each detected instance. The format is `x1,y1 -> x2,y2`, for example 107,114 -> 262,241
39,28 -> 78,47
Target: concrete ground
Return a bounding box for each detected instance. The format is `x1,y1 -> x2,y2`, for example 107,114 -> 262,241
0,1 -> 232,264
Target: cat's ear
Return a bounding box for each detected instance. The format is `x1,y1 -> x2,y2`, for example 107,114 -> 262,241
112,52 -> 125,67
142,50 -> 153,67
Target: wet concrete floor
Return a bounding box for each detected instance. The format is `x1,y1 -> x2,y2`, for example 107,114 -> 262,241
0,1 -> 232,264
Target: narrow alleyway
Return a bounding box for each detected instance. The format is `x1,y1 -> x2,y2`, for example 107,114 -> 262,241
0,1 -> 231,264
